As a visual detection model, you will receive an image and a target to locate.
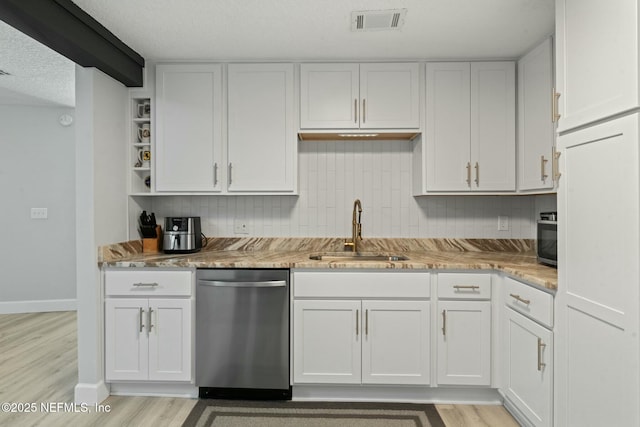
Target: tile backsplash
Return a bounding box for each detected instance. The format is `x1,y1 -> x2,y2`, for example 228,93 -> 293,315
148,140 -> 556,239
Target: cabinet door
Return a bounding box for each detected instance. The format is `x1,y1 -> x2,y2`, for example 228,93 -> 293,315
556,0 -> 639,132
227,63 -> 296,192
148,299 -> 192,381
361,300 -> 430,385
437,300 -> 491,386
155,64 -> 223,192
518,38 -> 555,192
293,300 -> 361,384
105,298 -> 149,381
425,63 -> 471,191
470,62 -> 516,191
360,63 -> 420,129
300,63 -> 359,129
556,115 -> 640,427
505,308 -> 553,427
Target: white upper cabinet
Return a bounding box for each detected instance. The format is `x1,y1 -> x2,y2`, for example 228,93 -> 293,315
155,64 -> 223,192
425,63 -> 471,191
424,62 -> 515,193
227,63 -> 296,193
518,38 -> 556,192
300,63 -> 359,129
555,0 -> 639,132
470,62 -> 516,191
300,63 -> 420,130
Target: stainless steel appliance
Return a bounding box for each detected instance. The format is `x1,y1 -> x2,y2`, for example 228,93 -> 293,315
537,212 -> 557,267
163,217 -> 202,254
196,269 -> 291,400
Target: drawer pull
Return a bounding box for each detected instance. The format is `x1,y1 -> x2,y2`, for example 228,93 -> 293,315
453,285 -> 480,290
356,309 -> 359,337
510,293 -> 531,305
133,282 -> 159,287
538,338 -> 547,371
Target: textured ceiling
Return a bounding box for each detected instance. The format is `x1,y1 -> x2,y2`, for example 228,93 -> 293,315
0,0 -> 554,106
0,20 -> 75,107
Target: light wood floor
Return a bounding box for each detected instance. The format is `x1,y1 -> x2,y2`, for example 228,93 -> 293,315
0,311 -> 520,427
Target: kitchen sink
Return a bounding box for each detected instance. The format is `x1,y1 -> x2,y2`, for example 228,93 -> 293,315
308,252 -> 409,262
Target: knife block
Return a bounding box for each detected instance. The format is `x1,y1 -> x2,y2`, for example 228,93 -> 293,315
142,226 -> 162,253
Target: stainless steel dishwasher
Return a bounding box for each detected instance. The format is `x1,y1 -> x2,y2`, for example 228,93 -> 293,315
196,269 -> 291,399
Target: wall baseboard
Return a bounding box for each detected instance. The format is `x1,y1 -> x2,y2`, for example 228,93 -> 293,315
0,299 -> 77,314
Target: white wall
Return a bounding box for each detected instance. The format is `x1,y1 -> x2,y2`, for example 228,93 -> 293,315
75,66 -> 128,405
0,105 -> 76,312
148,140 -> 554,239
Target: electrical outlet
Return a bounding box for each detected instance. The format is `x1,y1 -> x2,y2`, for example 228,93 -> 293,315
498,215 -> 509,231
233,219 -> 250,235
31,207 -> 48,219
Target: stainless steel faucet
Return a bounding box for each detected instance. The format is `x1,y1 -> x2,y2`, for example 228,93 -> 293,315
344,199 -> 363,252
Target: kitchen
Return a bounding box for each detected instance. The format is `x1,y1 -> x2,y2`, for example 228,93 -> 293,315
0,1 -> 637,426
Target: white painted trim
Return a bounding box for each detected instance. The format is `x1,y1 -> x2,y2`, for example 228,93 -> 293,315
503,395 -> 535,427
74,381 -> 110,405
0,299 -> 76,314
293,385 -> 502,404
109,382 -> 198,398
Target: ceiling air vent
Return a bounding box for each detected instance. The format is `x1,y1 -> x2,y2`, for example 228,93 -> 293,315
351,9 -> 407,32
0,69 -> 11,76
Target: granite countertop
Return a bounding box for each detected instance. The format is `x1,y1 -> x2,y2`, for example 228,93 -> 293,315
99,237 -> 557,291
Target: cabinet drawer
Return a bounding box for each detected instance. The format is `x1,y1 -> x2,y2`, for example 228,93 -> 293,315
293,271 -> 429,298
105,269 -> 192,297
437,273 -> 491,299
504,277 -> 553,328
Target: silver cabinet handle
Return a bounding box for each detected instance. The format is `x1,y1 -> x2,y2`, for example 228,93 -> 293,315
365,309 -> 368,337
148,307 -> 154,333
466,162 -> 471,186
133,282 -> 158,287
442,310 -> 446,336
354,99 -> 358,123
356,309 -> 359,337
510,293 -> 531,305
541,155 -> 549,182
362,99 -> 366,123
213,162 -> 218,186
537,338 -> 547,371
228,162 -> 233,185
474,162 -> 479,186
197,280 -> 286,288
453,285 -> 480,290
139,307 -> 145,333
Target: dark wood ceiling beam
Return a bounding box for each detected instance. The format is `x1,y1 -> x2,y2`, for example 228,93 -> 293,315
0,0 -> 144,87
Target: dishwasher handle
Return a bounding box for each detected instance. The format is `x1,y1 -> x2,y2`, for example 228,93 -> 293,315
197,279 -> 287,288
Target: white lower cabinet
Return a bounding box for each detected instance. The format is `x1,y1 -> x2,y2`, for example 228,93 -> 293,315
502,277 -> 554,427
293,299 -> 430,385
104,269 -> 193,383
436,273 -> 492,386
437,300 -> 491,385
292,271 -> 431,386
504,308 -> 553,427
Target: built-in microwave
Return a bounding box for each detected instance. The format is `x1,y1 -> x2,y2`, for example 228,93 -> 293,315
537,212 -> 557,267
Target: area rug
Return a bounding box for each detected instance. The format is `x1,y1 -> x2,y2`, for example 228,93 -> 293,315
182,400 -> 446,427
